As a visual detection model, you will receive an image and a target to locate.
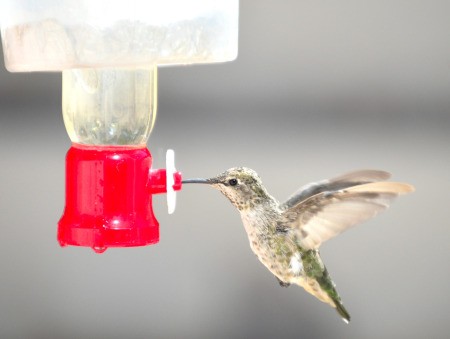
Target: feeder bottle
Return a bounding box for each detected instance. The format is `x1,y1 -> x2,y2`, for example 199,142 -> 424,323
0,0 -> 239,252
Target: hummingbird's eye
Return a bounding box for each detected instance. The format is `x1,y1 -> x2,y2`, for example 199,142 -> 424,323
228,178 -> 238,186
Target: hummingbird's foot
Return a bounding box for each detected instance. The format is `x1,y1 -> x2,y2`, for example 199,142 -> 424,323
276,277 -> 291,287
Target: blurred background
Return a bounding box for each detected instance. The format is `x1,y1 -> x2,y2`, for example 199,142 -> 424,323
1,1 -> 449,338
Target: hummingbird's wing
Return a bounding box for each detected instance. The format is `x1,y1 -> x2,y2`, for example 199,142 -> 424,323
282,181 -> 414,250
281,170 -> 391,210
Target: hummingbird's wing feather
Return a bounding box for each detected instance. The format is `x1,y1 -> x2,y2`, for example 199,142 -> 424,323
282,182 -> 414,250
281,170 -> 391,210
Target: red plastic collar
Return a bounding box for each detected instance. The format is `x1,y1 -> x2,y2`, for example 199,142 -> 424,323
58,144 -> 181,253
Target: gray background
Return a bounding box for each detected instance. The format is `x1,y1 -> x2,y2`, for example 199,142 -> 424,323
1,1 -> 449,338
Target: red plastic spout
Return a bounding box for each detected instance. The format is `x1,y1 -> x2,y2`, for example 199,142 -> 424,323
58,144 -> 182,253
148,169 -> 182,194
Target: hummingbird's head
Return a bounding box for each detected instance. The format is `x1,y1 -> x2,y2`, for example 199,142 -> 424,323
183,167 -> 271,210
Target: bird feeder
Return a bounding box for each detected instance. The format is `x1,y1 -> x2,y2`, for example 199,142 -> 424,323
0,0 -> 239,252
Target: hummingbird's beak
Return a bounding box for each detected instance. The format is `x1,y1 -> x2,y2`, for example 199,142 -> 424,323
182,178 -> 210,184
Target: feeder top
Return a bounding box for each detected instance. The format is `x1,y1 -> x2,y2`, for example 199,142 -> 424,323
0,0 -> 238,72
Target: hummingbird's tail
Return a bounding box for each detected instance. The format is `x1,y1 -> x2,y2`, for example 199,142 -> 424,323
298,272 -> 351,323
318,265 -> 351,323
296,250 -> 351,323
333,298 -> 351,324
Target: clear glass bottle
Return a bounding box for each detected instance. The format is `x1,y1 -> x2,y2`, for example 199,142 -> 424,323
62,67 -> 157,146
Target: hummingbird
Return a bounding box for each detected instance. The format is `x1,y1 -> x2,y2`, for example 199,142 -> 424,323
183,168 -> 414,323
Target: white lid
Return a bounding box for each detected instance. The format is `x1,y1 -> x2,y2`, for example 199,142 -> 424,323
1,0 -> 239,71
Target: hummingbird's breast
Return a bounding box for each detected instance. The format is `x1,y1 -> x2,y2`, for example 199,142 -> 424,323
240,206 -> 300,282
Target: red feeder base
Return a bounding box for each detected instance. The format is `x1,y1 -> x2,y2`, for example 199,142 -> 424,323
58,144 -> 180,253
